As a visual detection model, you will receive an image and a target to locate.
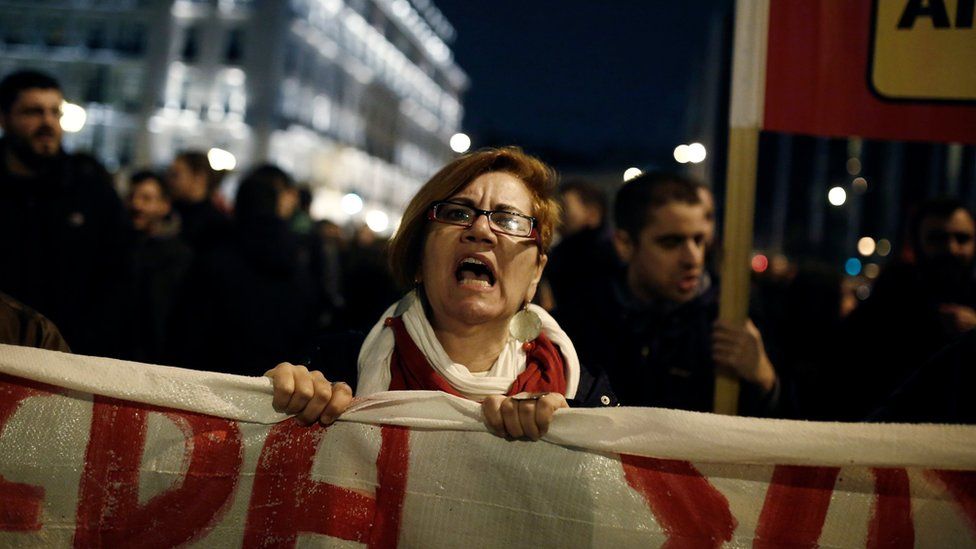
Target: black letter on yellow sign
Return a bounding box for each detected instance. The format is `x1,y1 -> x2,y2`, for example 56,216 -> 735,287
898,0 -> 951,28
898,0 -> 974,28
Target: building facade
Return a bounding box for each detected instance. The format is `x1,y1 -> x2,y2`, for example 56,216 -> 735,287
0,0 -> 467,229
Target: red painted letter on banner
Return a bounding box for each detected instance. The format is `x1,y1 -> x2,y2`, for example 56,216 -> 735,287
0,374 -> 61,532
244,422 -> 410,548
73,396 -> 243,547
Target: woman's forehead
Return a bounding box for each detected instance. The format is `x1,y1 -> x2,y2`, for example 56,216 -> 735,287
448,172 -> 534,210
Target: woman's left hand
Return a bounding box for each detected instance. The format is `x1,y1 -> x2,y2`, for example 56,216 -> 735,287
481,392 -> 568,441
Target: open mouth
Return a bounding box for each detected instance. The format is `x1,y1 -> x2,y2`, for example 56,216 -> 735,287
455,257 -> 496,287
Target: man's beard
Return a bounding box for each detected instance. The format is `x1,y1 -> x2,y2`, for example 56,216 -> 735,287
5,128 -> 61,173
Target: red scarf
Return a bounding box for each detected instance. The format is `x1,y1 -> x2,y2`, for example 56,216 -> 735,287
386,316 -> 567,398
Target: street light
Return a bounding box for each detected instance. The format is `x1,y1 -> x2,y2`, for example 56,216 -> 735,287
450,132 -> 471,154
687,142 -> 707,163
60,101 -> 87,133
828,186 -> 847,206
207,148 -> 237,171
673,144 -> 690,164
623,167 -> 642,181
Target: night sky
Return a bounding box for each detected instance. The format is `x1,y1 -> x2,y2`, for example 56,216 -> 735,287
433,0 -> 733,169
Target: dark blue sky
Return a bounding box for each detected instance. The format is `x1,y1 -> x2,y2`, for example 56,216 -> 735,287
433,0 -> 733,167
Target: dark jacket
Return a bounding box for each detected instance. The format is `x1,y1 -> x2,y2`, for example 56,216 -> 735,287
0,291 -> 70,352
171,218 -> 325,375
0,140 -> 130,356
123,226 -> 192,364
557,270 -> 781,415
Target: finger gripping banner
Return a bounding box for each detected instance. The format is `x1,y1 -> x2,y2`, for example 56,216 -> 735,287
1,345 -> 975,547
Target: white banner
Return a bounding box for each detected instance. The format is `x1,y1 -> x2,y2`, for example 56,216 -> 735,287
1,344 -> 975,547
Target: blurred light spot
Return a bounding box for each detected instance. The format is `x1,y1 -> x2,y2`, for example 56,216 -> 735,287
846,157 -> 861,175
365,209 -> 389,232
687,142 -> 707,164
876,238 -> 892,257
845,257 -> 862,276
828,186 -> 847,206
857,236 -> 876,256
855,284 -> 871,300
863,263 -> 880,279
852,177 -> 868,193
673,144 -> 690,164
751,254 -> 769,273
207,148 -> 236,171
341,193 -> 363,215
60,101 -> 87,133
623,167 -> 642,181
449,132 -> 471,153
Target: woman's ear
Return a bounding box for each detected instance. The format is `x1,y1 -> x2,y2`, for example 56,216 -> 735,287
525,253 -> 548,303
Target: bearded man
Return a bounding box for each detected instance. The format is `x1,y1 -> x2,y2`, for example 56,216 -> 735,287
0,69 -> 130,356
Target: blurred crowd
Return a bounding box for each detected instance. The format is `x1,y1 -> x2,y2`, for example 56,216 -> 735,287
2,69 -> 974,424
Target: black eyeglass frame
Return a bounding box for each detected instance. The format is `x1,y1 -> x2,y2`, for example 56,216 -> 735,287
427,200 -> 542,245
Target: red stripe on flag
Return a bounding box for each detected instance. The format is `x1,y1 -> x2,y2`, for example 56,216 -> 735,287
755,465 -> 840,548
868,468 -> 914,549
621,455 -> 736,548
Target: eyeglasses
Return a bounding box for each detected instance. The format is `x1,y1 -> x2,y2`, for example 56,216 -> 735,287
428,201 -> 540,242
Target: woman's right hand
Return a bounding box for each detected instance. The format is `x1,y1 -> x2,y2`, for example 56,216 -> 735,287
265,362 -> 353,425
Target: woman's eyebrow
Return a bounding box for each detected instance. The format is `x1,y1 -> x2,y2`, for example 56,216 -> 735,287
494,203 -> 527,214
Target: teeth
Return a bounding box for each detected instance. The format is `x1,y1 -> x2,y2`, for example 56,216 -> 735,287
461,258 -> 486,266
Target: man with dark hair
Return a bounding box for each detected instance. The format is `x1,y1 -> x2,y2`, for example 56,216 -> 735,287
124,170 -> 192,363
0,69 -> 130,356
561,171 -> 781,414
841,198 -> 976,421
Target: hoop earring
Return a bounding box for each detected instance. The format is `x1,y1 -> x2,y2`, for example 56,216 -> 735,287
509,304 -> 542,342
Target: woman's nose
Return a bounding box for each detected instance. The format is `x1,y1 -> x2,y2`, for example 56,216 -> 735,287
463,213 -> 496,242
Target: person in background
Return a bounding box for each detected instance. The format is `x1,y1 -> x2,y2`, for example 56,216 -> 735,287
563,171 -> 783,415
545,179 -> 620,316
123,170 -> 192,363
171,164 -> 325,375
0,291 -> 70,352
167,150 -> 231,253
0,69 -> 129,357
840,198 -> 976,420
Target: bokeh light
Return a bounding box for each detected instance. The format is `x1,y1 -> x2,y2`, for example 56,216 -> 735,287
751,254 -> 769,273
673,144 -> 690,164
828,186 -> 847,206
687,142 -> 707,163
845,257 -> 862,276
857,236 -> 876,256
365,209 -> 389,232
623,167 -> 643,181
876,239 -> 892,257
863,263 -> 880,279
852,177 -> 868,193
449,132 -> 471,154
846,157 -> 861,175
60,101 -> 87,133
207,147 -> 237,171
340,193 -> 364,215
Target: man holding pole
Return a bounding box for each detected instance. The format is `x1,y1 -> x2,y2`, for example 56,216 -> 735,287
560,172 -> 782,414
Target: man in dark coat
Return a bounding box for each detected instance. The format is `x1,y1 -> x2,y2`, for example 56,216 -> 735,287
840,198 -> 976,420
559,172 -> 782,415
0,69 -> 130,356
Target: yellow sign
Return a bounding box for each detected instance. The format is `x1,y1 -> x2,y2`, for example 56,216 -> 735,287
872,0 -> 976,101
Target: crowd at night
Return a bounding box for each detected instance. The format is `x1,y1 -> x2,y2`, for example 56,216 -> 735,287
1,65 -> 974,428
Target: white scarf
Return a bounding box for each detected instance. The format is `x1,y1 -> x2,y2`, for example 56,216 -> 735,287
357,291 -> 580,401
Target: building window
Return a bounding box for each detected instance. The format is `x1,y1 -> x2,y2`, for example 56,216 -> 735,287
181,25 -> 200,62
224,27 -> 244,64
